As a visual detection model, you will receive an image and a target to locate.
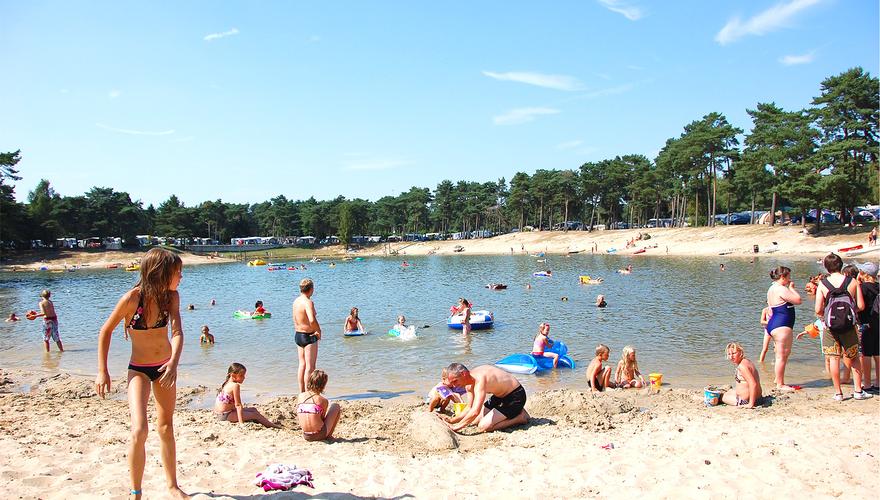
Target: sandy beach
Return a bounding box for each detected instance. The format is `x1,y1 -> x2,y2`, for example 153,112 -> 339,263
0,250 -> 235,272
1,368 -> 876,499
368,226 -> 879,259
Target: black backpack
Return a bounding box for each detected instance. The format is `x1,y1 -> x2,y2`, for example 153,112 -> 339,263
821,276 -> 857,333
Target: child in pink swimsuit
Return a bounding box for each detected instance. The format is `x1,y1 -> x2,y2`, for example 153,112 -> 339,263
531,322 -> 558,368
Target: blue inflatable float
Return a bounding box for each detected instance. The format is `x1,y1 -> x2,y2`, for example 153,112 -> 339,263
495,341 -> 575,375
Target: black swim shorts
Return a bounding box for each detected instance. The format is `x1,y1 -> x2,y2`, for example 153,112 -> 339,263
483,384 -> 526,419
295,331 -> 318,348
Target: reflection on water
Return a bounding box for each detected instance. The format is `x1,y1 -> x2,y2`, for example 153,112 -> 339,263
0,254 -> 832,398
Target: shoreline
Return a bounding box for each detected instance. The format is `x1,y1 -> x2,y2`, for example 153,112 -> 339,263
1,366 -> 877,498
1,226 -> 876,271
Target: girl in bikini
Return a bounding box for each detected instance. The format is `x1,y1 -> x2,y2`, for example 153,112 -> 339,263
614,345 -> 645,388
95,247 -> 187,500
296,369 -> 341,441
214,363 -> 280,428
721,342 -> 763,408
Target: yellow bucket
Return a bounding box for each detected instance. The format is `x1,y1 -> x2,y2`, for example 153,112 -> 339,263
648,373 -> 663,391
452,403 -> 468,416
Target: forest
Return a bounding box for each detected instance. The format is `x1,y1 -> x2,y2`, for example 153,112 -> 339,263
1,68 -> 877,248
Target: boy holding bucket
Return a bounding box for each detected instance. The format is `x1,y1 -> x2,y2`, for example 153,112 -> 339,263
721,342 -> 762,409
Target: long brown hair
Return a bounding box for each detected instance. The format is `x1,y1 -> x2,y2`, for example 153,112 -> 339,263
219,363 -> 246,393
134,248 -> 182,322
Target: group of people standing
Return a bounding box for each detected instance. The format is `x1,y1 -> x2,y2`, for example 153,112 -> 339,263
761,253 -> 878,401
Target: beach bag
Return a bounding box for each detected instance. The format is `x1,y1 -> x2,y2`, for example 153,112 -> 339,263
821,276 -> 856,333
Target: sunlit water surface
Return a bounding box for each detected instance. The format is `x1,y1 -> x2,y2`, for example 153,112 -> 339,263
0,254 -> 832,400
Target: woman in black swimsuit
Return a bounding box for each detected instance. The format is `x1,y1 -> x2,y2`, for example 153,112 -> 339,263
95,248 -> 187,500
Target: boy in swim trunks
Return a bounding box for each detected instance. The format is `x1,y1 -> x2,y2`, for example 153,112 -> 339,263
33,289 -> 63,352
442,363 -> 529,433
586,344 -> 612,391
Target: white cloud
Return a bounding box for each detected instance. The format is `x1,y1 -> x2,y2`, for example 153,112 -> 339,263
343,158 -> 410,171
482,71 -> 584,91
493,107 -> 560,126
715,0 -> 821,45
779,52 -> 814,65
597,0 -> 644,21
557,140 -> 583,150
96,123 -> 175,136
204,28 -> 239,42
108,89 -> 121,99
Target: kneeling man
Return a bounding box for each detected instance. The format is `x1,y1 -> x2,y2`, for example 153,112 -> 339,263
443,363 -> 529,433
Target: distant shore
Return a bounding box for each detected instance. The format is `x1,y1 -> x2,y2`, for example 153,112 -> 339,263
1,226 -> 876,272
367,225 -> 878,260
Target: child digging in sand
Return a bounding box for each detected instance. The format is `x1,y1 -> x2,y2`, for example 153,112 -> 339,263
721,342 -> 763,408
427,367 -> 468,412
214,363 -> 280,428
615,345 -> 645,388
586,344 -> 613,391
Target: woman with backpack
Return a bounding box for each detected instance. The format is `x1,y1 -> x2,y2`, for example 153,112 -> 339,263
814,253 -> 872,401
765,266 -> 802,391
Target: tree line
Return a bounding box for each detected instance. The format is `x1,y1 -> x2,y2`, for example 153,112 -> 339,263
1,67 -> 877,249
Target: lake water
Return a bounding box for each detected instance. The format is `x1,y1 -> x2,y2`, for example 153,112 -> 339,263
0,254 -> 833,400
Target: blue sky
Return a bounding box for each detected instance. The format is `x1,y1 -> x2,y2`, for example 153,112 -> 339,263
2,0 -> 877,207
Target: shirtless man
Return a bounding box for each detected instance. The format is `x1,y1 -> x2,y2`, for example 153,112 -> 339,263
442,363 -> 529,433
293,279 -> 321,392
32,289 -> 63,352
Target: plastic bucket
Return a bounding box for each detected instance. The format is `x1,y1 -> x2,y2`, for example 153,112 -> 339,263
648,373 -> 663,391
452,403 -> 468,416
704,390 -> 722,407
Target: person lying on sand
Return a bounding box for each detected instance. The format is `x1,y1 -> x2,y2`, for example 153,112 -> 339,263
442,363 -> 529,433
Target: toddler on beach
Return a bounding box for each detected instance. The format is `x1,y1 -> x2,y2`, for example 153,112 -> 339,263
614,345 -> 645,388
586,344 -> 613,391
200,325 -> 215,344
214,363 -> 280,428
531,322 -> 558,368
721,342 -> 763,408
427,367 -> 468,412
295,369 -> 341,441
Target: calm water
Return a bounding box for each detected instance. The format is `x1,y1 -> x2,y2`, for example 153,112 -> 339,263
0,254 -> 832,399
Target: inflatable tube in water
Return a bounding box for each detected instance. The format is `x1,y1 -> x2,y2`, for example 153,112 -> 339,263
388,325 -> 416,338
447,310 -> 494,330
233,310 -> 272,320
533,271 -> 551,277
344,329 -> 367,337
496,354 -> 538,375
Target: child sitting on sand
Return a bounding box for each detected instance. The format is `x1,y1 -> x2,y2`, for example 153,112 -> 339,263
427,367 -> 468,412
721,343 -> 763,409
214,363 -> 280,428
586,344 -> 613,391
199,325 -> 215,344
296,369 -> 341,441
614,345 -> 645,388
759,306 -> 772,362
531,322 -> 558,368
